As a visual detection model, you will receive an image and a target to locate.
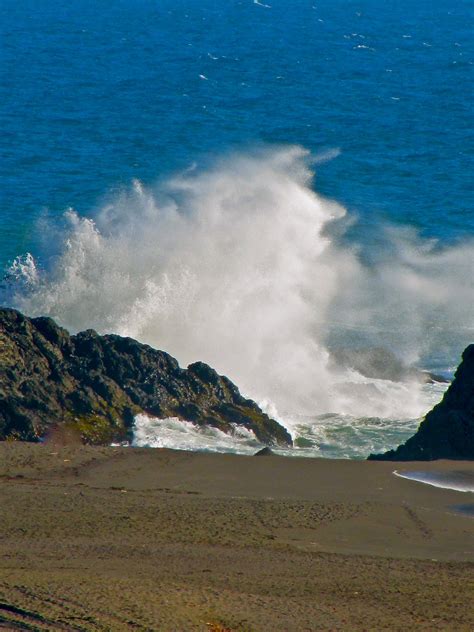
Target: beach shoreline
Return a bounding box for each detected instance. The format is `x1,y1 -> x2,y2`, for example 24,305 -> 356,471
0,443 -> 473,630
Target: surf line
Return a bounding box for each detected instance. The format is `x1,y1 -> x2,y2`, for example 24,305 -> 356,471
393,470 -> 474,493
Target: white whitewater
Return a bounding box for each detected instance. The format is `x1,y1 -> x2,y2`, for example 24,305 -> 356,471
5,147 -> 474,456
132,414 -> 261,455
394,470 -> 474,493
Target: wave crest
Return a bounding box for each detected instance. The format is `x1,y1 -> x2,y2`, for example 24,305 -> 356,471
4,146 -> 473,422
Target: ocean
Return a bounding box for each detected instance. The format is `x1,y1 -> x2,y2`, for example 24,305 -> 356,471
1,0 -> 473,458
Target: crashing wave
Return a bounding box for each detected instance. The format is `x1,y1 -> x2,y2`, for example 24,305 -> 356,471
3,146 -> 473,450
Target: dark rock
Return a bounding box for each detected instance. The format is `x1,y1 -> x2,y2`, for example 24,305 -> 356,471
254,447 -> 275,456
0,307 -> 292,447
369,344 -> 474,461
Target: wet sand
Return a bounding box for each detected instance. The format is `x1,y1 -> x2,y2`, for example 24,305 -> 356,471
0,443 -> 473,630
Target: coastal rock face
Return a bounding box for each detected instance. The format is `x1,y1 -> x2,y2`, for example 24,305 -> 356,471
0,308 -> 292,446
369,344 -> 474,461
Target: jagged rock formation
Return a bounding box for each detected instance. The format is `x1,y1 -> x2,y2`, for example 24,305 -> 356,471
369,344 -> 474,461
0,308 -> 292,446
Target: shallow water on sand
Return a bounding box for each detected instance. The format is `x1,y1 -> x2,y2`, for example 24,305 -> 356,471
394,470 -> 474,493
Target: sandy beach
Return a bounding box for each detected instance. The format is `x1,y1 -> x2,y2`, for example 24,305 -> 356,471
0,443 -> 473,631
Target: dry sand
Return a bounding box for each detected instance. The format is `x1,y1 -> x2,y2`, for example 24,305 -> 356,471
0,443 -> 473,631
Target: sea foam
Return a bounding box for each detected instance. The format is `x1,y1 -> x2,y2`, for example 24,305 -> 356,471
394,470 -> 474,493
132,414 -> 261,454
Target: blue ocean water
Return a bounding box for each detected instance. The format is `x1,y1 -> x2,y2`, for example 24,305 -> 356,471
2,0 -> 473,266
1,0 -> 473,456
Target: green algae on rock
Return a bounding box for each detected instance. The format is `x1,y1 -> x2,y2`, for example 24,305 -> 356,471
0,308 -> 292,447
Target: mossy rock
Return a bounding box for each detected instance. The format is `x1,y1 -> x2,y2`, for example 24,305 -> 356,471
0,307 -> 292,447
63,414 -> 126,446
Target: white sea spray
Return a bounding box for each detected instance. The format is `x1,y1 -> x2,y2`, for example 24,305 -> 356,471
5,146 -> 473,453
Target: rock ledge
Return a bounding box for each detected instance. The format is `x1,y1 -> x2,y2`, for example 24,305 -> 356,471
369,344 -> 474,461
0,308 -> 292,447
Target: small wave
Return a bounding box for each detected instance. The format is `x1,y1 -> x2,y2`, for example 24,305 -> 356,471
353,45 -> 375,51
281,411 -> 422,459
132,414 -> 262,454
394,470 -> 474,493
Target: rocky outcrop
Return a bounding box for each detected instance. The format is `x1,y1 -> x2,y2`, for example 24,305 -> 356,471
0,308 -> 292,446
369,344 -> 474,461
254,447 -> 275,456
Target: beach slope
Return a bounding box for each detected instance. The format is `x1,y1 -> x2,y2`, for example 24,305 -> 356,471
0,443 -> 473,630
